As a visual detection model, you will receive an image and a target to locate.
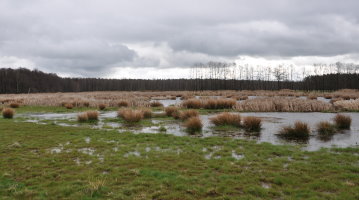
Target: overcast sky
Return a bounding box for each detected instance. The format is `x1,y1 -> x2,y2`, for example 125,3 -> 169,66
1,0 -> 359,78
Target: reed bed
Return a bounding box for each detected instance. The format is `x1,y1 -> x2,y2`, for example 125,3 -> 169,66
333,99 -> 359,111
182,98 -> 236,109
236,97 -> 333,112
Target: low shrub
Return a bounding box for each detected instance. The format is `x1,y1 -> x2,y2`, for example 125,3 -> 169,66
118,101 -> 129,107
165,106 -> 178,117
150,101 -> 163,107
182,99 -> 202,109
2,108 -> 15,119
9,102 -> 20,108
179,110 -> 199,120
210,112 -> 241,127
77,113 -> 89,122
98,104 -> 106,110
334,114 -> 352,129
242,116 -> 262,131
86,111 -> 99,121
316,121 -> 336,135
279,121 -> 310,139
184,116 -> 203,134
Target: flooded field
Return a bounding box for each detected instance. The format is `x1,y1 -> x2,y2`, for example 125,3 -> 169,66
19,111 -> 359,151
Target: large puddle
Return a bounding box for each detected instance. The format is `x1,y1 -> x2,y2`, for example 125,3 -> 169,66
18,111 -> 359,151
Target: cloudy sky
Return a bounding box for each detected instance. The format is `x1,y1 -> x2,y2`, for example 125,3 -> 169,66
1,0 -> 359,78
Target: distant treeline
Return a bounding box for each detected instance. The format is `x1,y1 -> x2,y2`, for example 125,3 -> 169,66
0,68 -> 358,94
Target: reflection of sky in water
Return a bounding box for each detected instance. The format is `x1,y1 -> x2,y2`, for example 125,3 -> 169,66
20,111 -> 359,151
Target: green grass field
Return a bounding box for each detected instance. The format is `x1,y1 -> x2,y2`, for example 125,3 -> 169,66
0,107 -> 359,199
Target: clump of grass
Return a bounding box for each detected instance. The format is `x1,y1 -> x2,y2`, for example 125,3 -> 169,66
210,112 -> 241,127
150,101 -> 163,107
118,109 -> 144,123
86,111 -> 99,121
165,106 -> 178,117
77,113 -> 89,122
242,116 -> 262,132
9,102 -> 20,108
2,108 -> 15,119
83,102 -> 90,107
118,100 -> 129,107
204,99 -> 236,109
279,121 -> 310,139
64,103 -> 73,109
140,108 -> 152,118
159,126 -> 167,132
98,104 -> 106,110
179,110 -> 199,120
334,114 -> 352,129
184,116 -> 203,134
316,121 -> 336,136
86,178 -> 106,197
182,99 -> 202,109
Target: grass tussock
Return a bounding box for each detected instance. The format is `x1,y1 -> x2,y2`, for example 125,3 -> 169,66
150,101 -> 163,107
334,114 -> 352,129
183,116 -> 203,134
2,108 -> 15,119
203,99 -> 236,109
316,121 -> 336,136
77,113 -> 89,122
179,110 -> 199,120
165,106 -> 178,117
9,102 -> 20,108
140,108 -> 152,118
242,116 -> 262,132
182,99 -> 202,109
117,100 -> 129,107
279,121 -> 310,139
98,104 -> 106,110
118,109 -> 144,123
86,111 -> 99,121
64,103 -> 74,109
210,112 -> 241,127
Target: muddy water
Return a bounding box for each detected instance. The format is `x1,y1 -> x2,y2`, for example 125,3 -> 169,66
19,111 -> 359,151
151,97 -> 182,107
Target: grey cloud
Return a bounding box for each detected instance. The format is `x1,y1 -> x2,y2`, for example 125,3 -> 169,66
0,0 -> 359,77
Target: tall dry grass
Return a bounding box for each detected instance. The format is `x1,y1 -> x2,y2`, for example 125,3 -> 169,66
118,109 -> 144,123
236,97 -> 333,112
165,106 -> 178,117
242,116 -> 262,131
279,121 -> 310,139
183,116 -> 203,134
210,113 -> 241,127
333,114 -> 352,129
179,110 -> 199,120
333,99 -> 359,111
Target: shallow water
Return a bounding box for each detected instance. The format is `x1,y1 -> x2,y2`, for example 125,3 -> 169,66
20,111 -> 359,151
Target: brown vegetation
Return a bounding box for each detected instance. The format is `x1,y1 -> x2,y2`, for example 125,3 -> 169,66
117,100 -> 129,107
183,116 -> 203,134
140,108 -> 152,118
236,97 -> 333,112
210,112 -> 241,127
77,113 -> 89,122
178,110 -> 199,120
9,102 -> 20,108
165,106 -> 178,117
279,121 -> 310,139
333,114 -> 352,129
2,108 -> 15,119
242,116 -> 262,131
98,104 -> 106,110
86,111 -> 99,121
118,109 -> 144,123
316,121 -> 336,136
150,101 -> 163,107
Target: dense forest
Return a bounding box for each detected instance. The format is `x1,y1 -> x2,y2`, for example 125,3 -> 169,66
0,67 -> 358,94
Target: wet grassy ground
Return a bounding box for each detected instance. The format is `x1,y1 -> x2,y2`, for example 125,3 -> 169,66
1,111 -> 359,199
